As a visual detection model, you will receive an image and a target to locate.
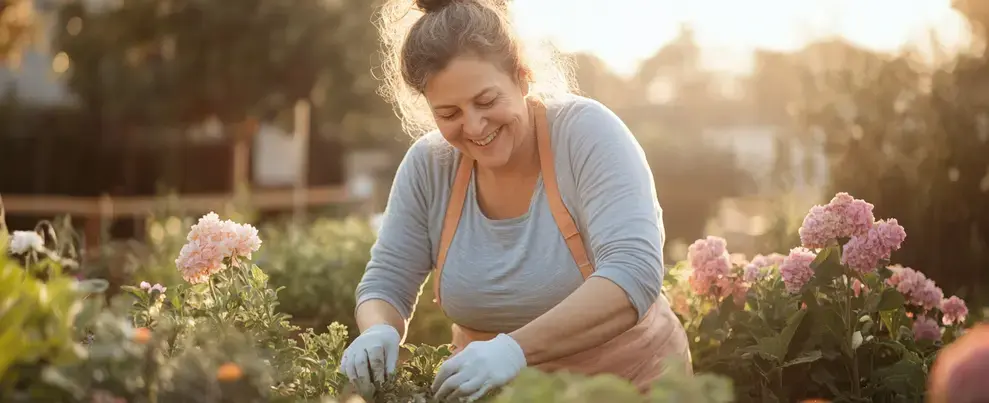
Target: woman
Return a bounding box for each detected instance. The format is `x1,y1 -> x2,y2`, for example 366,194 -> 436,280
340,0 -> 692,400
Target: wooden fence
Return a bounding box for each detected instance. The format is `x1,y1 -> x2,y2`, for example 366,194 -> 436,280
1,185 -> 353,249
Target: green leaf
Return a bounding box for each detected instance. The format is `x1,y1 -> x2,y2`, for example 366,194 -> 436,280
863,292 -> 882,313
777,309 -> 808,356
880,310 -> 902,341
781,350 -> 823,368
810,246 -> 845,285
877,288 -> 906,311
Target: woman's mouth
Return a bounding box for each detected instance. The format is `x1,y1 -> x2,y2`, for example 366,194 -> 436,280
471,126 -> 502,147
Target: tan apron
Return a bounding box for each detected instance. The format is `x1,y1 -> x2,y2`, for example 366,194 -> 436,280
431,97 -> 693,391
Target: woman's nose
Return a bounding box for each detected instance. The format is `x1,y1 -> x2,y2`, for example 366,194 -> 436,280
462,110 -> 487,137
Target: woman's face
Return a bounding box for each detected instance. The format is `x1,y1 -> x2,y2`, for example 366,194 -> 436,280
423,55 -> 531,170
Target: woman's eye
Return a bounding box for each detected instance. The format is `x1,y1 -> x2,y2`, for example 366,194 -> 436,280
477,99 -> 496,108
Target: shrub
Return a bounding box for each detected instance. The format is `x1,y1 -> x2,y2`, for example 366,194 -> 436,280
2,207 -> 735,403
670,192 -> 975,402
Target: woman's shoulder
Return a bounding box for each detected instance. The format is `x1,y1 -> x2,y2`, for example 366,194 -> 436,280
543,93 -> 639,158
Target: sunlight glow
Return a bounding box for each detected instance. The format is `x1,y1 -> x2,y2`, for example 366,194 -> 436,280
512,0 -> 973,77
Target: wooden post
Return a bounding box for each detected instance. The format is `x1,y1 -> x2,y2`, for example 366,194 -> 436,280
293,99 -> 311,225
230,119 -> 258,194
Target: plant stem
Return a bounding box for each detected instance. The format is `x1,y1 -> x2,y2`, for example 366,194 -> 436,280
208,276 -> 220,311
846,276 -> 861,397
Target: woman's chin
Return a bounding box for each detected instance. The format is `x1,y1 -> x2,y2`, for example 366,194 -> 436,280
468,145 -> 512,169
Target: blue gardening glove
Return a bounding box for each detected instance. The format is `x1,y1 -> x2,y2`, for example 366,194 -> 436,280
339,324 -> 401,396
431,333 -> 527,402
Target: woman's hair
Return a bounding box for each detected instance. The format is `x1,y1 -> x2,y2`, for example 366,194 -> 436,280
374,0 -> 578,137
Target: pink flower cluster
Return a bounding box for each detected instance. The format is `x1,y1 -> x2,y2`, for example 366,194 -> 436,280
687,236 -> 748,304
174,212 -> 262,284
798,193 -> 876,248
913,315 -> 942,341
743,253 -> 785,282
780,247 -> 817,294
841,219 -> 907,273
139,281 -> 167,294
940,296 -> 969,326
886,266 -> 944,311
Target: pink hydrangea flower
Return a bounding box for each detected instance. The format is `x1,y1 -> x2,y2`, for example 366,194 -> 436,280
913,315 -> 942,341
841,219 -> 907,273
886,266 -> 944,311
743,253 -> 786,282
175,212 -> 262,284
780,247 -> 817,294
687,236 -> 732,297
798,193 -> 875,248
941,296 -> 969,326
827,193 -> 875,239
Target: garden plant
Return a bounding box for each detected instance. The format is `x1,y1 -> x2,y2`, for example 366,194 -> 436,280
0,192 -> 977,402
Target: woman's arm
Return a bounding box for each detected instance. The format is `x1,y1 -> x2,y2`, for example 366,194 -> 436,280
510,277 -> 638,364
353,139 -> 437,341
510,99 -> 665,365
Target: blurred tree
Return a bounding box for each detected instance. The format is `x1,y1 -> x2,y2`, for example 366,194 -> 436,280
572,44 -> 754,247
790,12 -> 989,301
51,0 -> 399,145
0,0 -> 38,67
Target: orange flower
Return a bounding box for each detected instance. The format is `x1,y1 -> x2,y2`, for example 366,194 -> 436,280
133,327 -> 151,344
216,363 -> 243,382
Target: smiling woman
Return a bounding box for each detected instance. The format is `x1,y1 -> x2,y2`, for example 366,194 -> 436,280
341,0 -> 692,401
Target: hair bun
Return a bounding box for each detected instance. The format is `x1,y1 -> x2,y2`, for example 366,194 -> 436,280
415,0 -> 455,13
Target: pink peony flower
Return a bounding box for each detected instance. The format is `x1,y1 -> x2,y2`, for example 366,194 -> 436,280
913,315 -> 942,341
841,219 -> 906,273
941,296 -> 969,326
886,266 -> 944,311
798,193 -> 875,248
175,212 -> 262,284
780,247 -> 817,294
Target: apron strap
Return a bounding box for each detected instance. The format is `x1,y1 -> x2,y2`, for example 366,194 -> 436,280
531,99 -> 595,279
431,96 -> 595,309
432,154 -> 474,306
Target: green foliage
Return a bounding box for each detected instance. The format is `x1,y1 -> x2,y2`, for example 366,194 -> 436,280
5,209 -> 738,402
673,235 -> 974,403
88,213 -> 452,346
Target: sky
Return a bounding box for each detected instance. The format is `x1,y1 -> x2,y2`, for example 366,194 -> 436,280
511,0 -> 974,77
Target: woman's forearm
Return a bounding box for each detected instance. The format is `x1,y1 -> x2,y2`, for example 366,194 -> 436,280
508,277 -> 639,365
355,299 -> 409,341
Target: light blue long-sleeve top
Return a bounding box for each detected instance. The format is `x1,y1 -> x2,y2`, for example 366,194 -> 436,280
355,94 -> 666,333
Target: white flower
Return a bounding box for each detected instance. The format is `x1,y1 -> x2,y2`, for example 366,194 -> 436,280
9,231 -> 44,254
852,331 -> 864,350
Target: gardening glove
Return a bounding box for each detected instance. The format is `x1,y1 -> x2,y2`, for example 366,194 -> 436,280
431,333 -> 527,402
339,324 -> 401,395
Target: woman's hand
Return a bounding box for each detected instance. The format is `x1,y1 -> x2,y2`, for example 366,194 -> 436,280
431,334 -> 527,402
339,324 -> 402,396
